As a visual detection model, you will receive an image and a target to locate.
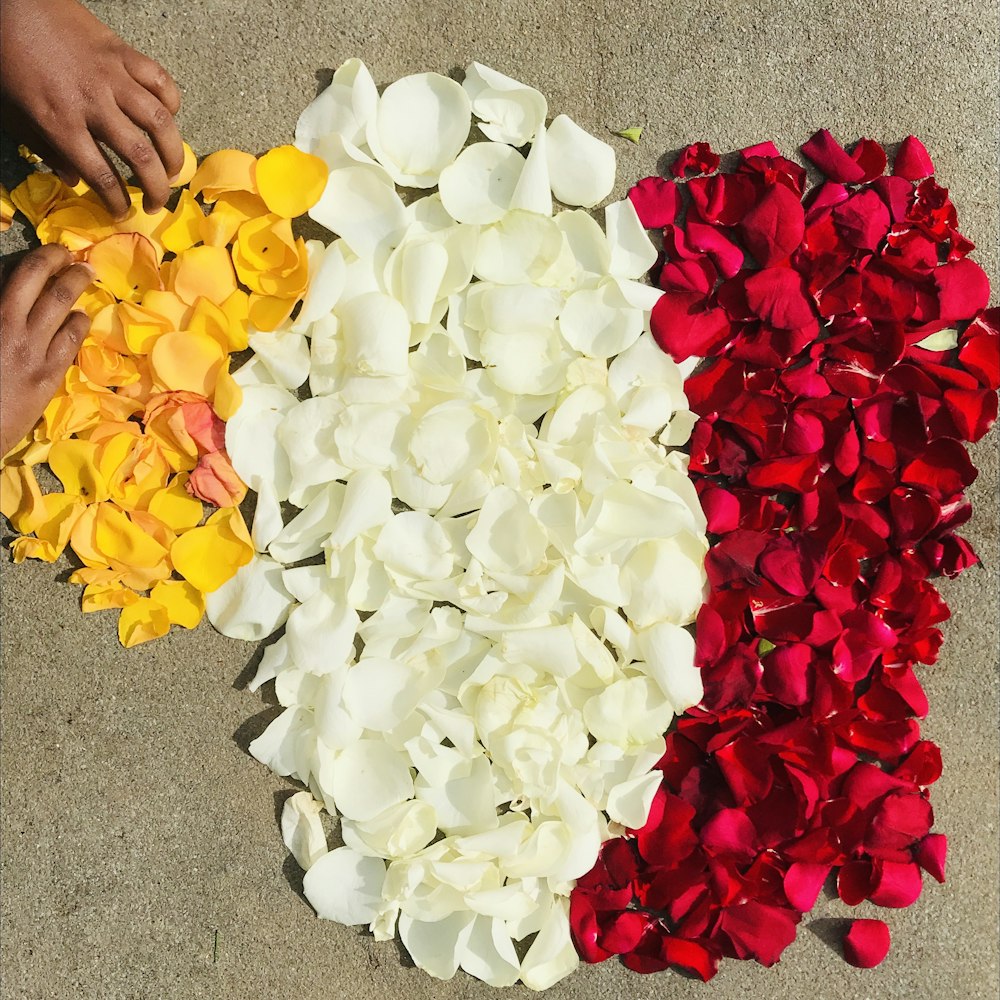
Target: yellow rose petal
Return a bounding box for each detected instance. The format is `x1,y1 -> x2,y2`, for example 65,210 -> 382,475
254,145 -> 328,219
188,297 -> 247,353
166,245 -> 238,306
212,367 -> 243,420
14,493 -> 87,563
170,506 -> 252,592
140,290 -> 192,330
189,149 -> 258,203
149,330 -> 226,396
247,292 -> 297,332
172,142 -> 198,187
47,439 -> 108,501
118,597 -> 171,647
10,172 -> 67,228
147,474 -> 205,531
200,190 -> 270,248
0,184 -> 14,232
161,188 -> 205,254
86,233 -> 163,303
150,579 -> 204,629
0,464 -> 46,533
94,503 -> 169,568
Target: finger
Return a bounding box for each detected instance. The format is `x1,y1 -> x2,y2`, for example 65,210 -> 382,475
2,245 -> 73,315
96,110 -> 171,213
27,262 -> 96,339
45,310 -> 91,370
124,51 -> 182,115
64,134 -> 130,218
119,81 -> 185,182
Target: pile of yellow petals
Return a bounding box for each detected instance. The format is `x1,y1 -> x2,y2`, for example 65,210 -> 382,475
0,143 -> 328,647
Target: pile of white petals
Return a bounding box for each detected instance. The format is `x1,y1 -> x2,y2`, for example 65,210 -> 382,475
209,59 -> 709,990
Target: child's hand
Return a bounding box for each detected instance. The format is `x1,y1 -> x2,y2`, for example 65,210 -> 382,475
0,246 -> 93,458
0,0 -> 183,218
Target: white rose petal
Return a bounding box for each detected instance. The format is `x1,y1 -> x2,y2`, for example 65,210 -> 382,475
605,197 -> 659,279
398,911 -> 475,981
463,62 -> 547,146
332,740 -> 414,822
558,281 -> 644,359
438,142 -> 525,225
281,791 -> 328,871
295,57 -> 378,153
205,554 -> 295,641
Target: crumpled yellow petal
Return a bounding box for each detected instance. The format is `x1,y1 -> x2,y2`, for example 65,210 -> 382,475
254,145 -> 328,219
161,189 -> 205,254
78,339 -> 141,387
164,245 -> 238,306
189,149 -> 258,203
150,329 -> 226,396
10,172 -> 67,227
150,579 -> 205,629
139,290 -> 192,330
118,597 -> 171,647
232,214 -> 309,297
116,300 -> 173,355
188,297 -> 248,353
0,464 -> 46,533
86,233 -> 162,303
212,367 -> 243,420
200,190 -> 270,248
82,582 -> 141,612
170,506 -> 252,592
36,198 -> 117,252
147,473 -> 205,531
0,184 -> 13,232
10,494 -> 86,563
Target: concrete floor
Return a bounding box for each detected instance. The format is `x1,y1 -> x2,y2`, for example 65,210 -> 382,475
1,1 -> 997,998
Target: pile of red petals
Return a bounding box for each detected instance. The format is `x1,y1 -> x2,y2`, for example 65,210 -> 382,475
570,131 -> 997,980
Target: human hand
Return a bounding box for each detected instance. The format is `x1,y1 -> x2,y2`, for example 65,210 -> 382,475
0,246 -> 93,458
0,0 -> 183,218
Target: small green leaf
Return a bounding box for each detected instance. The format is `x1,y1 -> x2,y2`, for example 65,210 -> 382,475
613,126 -> 643,144
758,639 -> 776,656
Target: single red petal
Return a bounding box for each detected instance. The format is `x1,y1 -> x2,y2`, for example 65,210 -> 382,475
914,833 -> 947,883
569,892 -> 614,963
843,919 -> 891,968
935,258 -> 992,323
700,807 -> 758,859
628,175 -> 680,228
958,308 -> 1000,388
802,129 -> 867,183
900,438 -> 977,499
598,910 -> 651,954
783,862 -> 831,912
850,138 -> 888,183
686,220 -> 746,278
718,901 -> 800,966
837,860 -> 874,905
869,860 -> 923,908
742,140 -> 782,159
738,183 -> 806,266
659,936 -> 721,981
650,293 -> 731,362
893,135 -> 935,180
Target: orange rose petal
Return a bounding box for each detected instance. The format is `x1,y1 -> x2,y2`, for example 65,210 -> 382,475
254,145 -> 329,218
189,149 -> 258,203
170,506 -> 252,592
86,232 -> 163,303
150,579 -> 205,629
200,190 -> 270,248
187,450 -> 247,507
118,597 -> 172,647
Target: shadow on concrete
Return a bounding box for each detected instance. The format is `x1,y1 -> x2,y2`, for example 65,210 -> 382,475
806,917 -> 850,958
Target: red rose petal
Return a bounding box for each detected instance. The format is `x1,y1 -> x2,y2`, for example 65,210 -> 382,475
843,919 -> 891,968
833,189 -> 891,251
935,258 -> 991,323
894,135 -> 935,180
850,138 -> 888,183
744,267 -> 817,331
802,129 -> 867,183
650,292 -> 732,362
914,833 -> 947,883
783,862 -> 831,912
869,860 -> 923,908
628,175 -> 680,228
671,141 -> 721,178
739,184 -> 806,266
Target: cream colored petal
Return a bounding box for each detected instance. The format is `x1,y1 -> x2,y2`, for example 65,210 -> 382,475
337,291 -> 411,377
225,383 -> 297,502
303,846 -> 386,925
366,73 -> 472,188
558,280 -> 644,359
634,621 -> 703,710
518,896 -> 579,990
331,739 -> 414,821
508,124 -> 551,216
398,911 -> 475,981
295,58 -> 378,152
465,486 -> 547,575
281,791 -> 328,871
605,197 -> 658,279
459,914 -> 521,988
546,114 -> 615,208
246,329 -> 310,390
438,142 -> 524,225
374,511 -> 454,581
205,553 -> 295,641
606,771 -> 662,829
463,62 -> 547,146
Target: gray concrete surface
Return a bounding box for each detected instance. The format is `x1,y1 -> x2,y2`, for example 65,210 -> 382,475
1,1 -> 997,998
